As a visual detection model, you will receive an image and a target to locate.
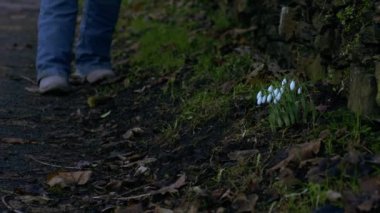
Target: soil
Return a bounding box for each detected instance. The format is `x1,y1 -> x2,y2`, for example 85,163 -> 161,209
0,1 -> 186,211
1,1 -> 380,212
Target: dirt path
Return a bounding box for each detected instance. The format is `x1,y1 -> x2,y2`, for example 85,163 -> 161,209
0,1 -> 99,209
0,2 -> 167,211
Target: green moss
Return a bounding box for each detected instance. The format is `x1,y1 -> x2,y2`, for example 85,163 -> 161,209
336,0 -> 373,56
130,20 -> 191,74
211,9 -> 232,31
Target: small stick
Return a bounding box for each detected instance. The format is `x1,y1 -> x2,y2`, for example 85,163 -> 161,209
19,75 -> 37,85
1,196 -> 12,210
2,196 -> 24,213
0,188 -> 15,195
25,155 -> 79,170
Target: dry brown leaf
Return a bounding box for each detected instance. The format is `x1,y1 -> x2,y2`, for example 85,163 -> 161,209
268,139 -> 321,172
155,206 -> 174,213
122,157 -> 157,168
115,204 -> 143,213
1,138 -> 34,144
158,174 -> 187,194
116,174 -> 187,201
326,190 -> 342,202
122,127 -> 144,139
357,200 -> 374,212
228,149 -> 259,161
18,195 -> 51,205
47,171 -> 92,187
232,193 -> 258,213
360,176 -> 380,193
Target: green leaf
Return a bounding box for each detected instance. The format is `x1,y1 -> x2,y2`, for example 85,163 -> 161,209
283,113 -> 290,126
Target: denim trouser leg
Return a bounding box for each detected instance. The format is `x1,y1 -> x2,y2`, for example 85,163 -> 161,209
76,0 -> 121,76
36,0 -> 78,82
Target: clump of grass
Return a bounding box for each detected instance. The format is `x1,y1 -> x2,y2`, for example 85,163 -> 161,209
180,90 -> 231,128
210,155 -> 262,191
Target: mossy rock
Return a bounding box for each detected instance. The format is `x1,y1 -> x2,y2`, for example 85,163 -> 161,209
348,65 -> 378,116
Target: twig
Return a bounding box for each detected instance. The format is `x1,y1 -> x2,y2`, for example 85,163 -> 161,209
1,196 -> 24,213
19,75 -> 37,85
0,188 -> 15,195
284,188 -> 308,198
1,196 -> 12,210
120,183 -> 152,196
114,192 -> 153,201
25,155 -> 79,170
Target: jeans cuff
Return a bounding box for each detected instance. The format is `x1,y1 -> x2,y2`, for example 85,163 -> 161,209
37,69 -> 69,83
76,63 -> 113,77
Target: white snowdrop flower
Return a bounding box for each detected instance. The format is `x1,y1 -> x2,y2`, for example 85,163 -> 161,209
281,78 -> 287,86
257,97 -> 262,106
267,94 -> 273,103
256,91 -> 263,100
273,88 -> 280,96
268,85 -> 274,93
262,95 -> 267,103
290,80 -> 296,91
280,87 -> 284,94
276,93 -> 282,102
297,87 -> 302,95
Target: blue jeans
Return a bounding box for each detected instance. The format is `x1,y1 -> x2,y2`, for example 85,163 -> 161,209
36,0 -> 121,82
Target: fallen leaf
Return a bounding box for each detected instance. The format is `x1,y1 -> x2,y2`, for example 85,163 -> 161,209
122,157 -> 157,168
158,174 -> 187,194
122,127 -> 144,139
268,139 -> 321,172
1,138 -> 28,144
232,193 -> 258,213
116,174 -> 186,201
47,171 -> 92,187
115,204 -> 143,213
326,190 -> 342,202
357,200 -> 374,212
360,176 -> 380,194
220,81 -> 235,94
228,149 -> 259,161
18,195 -> 51,205
155,206 -> 174,213
134,165 -> 149,176
106,180 -> 123,191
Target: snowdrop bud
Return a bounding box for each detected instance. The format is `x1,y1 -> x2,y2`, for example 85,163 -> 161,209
281,78 -> 287,86
257,97 -> 262,106
262,95 -> 267,103
257,91 -> 263,100
273,99 -> 278,104
280,87 -> 284,94
276,93 -> 282,102
268,85 -> 274,93
290,80 -> 296,91
274,88 -> 279,96
267,94 -> 273,103
297,87 -> 302,95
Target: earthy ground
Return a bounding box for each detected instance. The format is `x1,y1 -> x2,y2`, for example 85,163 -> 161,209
0,1 -> 114,211
1,1 -> 380,212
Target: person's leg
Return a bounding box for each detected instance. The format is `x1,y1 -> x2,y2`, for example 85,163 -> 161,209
36,0 -> 78,84
76,0 -> 121,83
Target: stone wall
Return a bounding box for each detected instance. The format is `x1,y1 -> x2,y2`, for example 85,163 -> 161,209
236,0 -> 380,116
